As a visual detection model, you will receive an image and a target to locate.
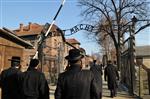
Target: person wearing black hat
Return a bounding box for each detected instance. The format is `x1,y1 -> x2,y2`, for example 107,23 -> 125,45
21,59 -> 49,99
90,59 -> 103,99
55,49 -> 100,99
104,60 -> 119,98
0,56 -> 22,99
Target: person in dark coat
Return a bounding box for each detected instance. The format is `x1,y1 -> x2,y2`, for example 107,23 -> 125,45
21,59 -> 49,99
90,59 -> 103,98
55,49 -> 100,99
104,60 -> 119,98
0,56 -> 22,99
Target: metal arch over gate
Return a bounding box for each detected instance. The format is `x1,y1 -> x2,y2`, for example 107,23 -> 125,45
62,24 -> 95,36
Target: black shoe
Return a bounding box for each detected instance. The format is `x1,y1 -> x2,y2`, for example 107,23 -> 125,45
111,96 -> 114,98
110,94 -> 114,98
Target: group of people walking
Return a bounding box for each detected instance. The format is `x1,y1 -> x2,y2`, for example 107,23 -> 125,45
0,57 -> 49,99
55,49 -> 119,99
0,48 -> 119,99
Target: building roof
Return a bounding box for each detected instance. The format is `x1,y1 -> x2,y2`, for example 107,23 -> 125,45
136,46 -> 150,57
13,22 -> 66,42
13,22 -> 81,49
13,23 -> 59,36
0,28 -> 33,49
66,38 -> 80,45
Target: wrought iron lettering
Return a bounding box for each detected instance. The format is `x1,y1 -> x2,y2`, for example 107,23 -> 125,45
79,24 -> 84,30
85,25 -> 94,32
70,27 -> 76,34
69,24 -> 94,34
74,26 -> 80,33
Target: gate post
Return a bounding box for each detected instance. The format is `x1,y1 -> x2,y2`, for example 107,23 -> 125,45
129,17 -> 137,95
129,36 -> 136,95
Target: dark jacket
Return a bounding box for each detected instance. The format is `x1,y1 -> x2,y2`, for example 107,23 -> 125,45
0,67 -> 22,99
55,64 -> 100,99
90,63 -> 103,97
104,64 -> 119,90
21,67 -> 49,99
90,63 -> 103,81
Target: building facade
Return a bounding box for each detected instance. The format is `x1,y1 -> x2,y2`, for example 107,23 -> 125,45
136,46 -> 150,67
13,23 -> 65,82
0,28 -> 32,72
64,38 -> 92,69
1,22 -> 95,83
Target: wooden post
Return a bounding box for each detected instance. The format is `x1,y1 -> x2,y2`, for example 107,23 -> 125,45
137,58 -> 143,98
148,70 -> 150,95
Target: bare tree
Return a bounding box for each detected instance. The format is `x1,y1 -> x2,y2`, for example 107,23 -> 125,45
78,0 -> 150,70
96,18 -> 116,62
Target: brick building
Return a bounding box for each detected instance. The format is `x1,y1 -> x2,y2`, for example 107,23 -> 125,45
0,22 -> 94,83
64,38 -> 92,69
0,28 -> 33,72
63,38 -> 81,69
13,23 -> 65,81
136,46 -> 150,67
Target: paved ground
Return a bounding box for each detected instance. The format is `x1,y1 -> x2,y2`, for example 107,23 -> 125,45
101,81 -> 136,99
49,78 -> 137,99
0,80 -> 147,99
0,83 -> 137,99
50,85 -> 56,99
49,70 -> 136,99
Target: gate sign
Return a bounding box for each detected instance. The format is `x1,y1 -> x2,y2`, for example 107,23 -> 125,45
64,24 -> 95,36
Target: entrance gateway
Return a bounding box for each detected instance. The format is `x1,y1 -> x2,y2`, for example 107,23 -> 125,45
63,24 -> 95,36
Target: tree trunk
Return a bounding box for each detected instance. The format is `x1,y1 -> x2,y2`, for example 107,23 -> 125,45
116,46 -> 121,71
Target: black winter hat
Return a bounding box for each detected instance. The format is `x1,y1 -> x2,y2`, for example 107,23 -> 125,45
65,49 -> 84,61
8,56 -> 22,63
